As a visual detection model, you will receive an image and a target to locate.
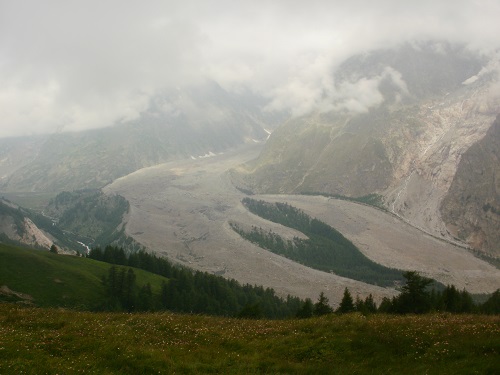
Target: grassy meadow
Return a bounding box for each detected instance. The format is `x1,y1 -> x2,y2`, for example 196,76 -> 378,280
0,304 -> 498,374
0,244 -> 168,309
1,244 -> 499,373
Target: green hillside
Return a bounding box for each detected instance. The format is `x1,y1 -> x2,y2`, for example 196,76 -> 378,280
0,244 -> 167,310
0,244 -> 303,318
1,304 -> 498,374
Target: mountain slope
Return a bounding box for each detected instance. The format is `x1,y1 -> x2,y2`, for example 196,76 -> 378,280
440,115 -> 500,253
0,190 -> 130,254
0,82 -> 280,192
232,42 -> 500,254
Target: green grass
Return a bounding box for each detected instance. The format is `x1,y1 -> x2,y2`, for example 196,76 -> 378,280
0,244 -> 168,310
0,305 -> 498,374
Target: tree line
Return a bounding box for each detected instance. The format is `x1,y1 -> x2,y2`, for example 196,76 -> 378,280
89,246 -> 499,318
297,271 -> 500,318
89,245 -> 302,318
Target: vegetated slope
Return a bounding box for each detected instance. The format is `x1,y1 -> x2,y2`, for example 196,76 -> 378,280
0,190 -> 131,254
234,198 -> 403,287
0,244 -> 167,309
232,41 -> 500,253
441,114 -> 500,254
0,81 -> 281,193
0,244 -> 303,318
43,190 -> 131,252
1,304 -> 499,374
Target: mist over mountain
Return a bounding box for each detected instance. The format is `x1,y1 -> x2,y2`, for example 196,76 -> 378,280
232,42 -> 500,255
0,82 -> 281,192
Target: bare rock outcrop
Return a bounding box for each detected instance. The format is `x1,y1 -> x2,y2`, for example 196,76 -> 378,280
440,115 -> 500,255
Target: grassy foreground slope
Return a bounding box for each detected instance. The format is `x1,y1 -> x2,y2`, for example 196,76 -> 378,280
0,304 -> 499,374
0,244 -> 167,309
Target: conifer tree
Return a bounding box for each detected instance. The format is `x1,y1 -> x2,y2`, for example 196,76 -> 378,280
394,271 -> 433,314
337,288 -> 355,314
296,298 -> 314,318
481,289 -> 500,314
363,294 -> 377,313
314,292 -> 333,316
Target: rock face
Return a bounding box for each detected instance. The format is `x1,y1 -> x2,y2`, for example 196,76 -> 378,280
0,199 -> 53,249
440,115 -> 500,254
233,42 -> 500,254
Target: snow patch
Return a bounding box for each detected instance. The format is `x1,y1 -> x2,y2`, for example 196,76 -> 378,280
462,75 -> 479,85
198,151 -> 217,159
190,151 -> 221,159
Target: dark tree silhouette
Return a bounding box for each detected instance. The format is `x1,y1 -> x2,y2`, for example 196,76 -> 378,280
394,271 -> 433,314
337,288 -> 355,314
314,292 -> 333,316
296,298 -> 314,319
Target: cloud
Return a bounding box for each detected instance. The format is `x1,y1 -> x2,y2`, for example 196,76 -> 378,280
331,67 -> 410,113
0,0 -> 499,137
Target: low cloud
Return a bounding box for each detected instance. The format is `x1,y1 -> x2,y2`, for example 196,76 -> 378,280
331,67 -> 410,113
0,1 -> 499,137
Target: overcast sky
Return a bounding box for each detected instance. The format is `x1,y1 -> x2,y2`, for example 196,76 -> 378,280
0,0 -> 499,138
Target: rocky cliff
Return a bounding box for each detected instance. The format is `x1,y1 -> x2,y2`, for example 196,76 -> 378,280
440,115 -> 500,254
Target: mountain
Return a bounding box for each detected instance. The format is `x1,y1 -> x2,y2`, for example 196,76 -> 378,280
0,190 -> 130,254
0,81 -> 281,193
440,115 -> 500,253
232,42 -> 500,255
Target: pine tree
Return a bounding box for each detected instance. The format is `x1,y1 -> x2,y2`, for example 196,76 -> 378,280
313,292 -> 333,316
442,285 -> 461,312
296,298 -> 314,319
355,295 -> 364,312
394,271 -> 433,314
123,268 -> 136,311
336,288 -> 355,314
378,297 -> 393,313
363,294 -> 377,313
481,289 -> 500,314
137,283 -> 153,311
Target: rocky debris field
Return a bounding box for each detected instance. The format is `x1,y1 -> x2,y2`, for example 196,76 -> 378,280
105,144 -> 500,305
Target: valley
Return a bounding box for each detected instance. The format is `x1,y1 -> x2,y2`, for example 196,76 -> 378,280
2,5 -> 500,374
104,143 -> 500,304
1,42 -> 499,307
